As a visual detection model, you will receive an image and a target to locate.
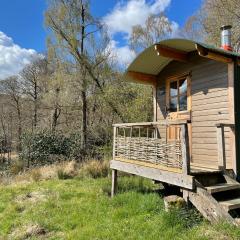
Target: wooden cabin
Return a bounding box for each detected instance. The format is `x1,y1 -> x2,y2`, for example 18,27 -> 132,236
110,37 -> 240,224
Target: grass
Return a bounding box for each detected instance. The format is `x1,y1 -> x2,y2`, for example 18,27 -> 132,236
0,175 -> 240,239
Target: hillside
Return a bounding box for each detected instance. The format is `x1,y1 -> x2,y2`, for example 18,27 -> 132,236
0,173 -> 240,239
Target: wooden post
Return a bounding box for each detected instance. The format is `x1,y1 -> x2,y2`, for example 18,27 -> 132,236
228,63 -> 236,174
111,169 -> 118,197
182,189 -> 190,206
153,84 -> 157,122
230,126 -> 236,175
154,127 -> 158,139
216,125 -> 226,171
113,126 -> 117,160
181,124 -> 190,175
130,126 -> 133,138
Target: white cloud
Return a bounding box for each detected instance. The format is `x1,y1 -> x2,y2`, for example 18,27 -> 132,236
0,31 -> 38,79
103,0 -> 171,37
107,40 -> 136,67
170,21 -> 180,37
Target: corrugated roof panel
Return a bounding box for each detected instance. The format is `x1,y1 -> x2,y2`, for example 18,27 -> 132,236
125,38 -> 240,84
127,45 -> 170,75
159,39 -> 196,52
200,42 -> 240,57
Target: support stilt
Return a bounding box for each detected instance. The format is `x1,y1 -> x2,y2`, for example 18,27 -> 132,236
111,169 -> 118,197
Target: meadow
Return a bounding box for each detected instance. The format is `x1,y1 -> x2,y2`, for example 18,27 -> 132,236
0,163 -> 240,239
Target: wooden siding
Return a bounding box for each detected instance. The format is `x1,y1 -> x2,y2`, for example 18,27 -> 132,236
156,53 -> 232,169
156,79 -> 167,139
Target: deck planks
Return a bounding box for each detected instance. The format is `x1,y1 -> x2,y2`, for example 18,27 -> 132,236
219,198 -> 240,211
205,183 -> 240,194
110,160 -> 194,190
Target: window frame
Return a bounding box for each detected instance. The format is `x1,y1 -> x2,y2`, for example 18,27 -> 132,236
166,74 -> 191,113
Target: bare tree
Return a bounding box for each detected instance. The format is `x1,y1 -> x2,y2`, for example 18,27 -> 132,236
179,15 -> 205,41
129,14 -> 173,53
202,0 -> 240,51
0,76 -> 23,150
20,57 -> 48,129
183,0 -> 240,51
45,0 -> 124,149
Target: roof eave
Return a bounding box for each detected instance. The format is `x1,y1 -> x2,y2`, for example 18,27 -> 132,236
124,38 -> 240,85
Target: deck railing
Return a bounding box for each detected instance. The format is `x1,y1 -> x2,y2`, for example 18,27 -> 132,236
112,120 -> 190,174
216,123 -> 235,172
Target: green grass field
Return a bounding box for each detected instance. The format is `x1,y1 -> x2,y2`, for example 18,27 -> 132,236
0,176 -> 240,239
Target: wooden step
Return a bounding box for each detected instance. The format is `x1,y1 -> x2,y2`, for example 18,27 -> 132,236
205,183 -> 240,194
219,198 -> 240,211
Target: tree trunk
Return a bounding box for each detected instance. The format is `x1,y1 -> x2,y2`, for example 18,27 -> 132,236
80,4 -> 87,150
33,81 -> 37,129
0,111 -> 7,163
52,86 -> 61,132
52,106 -> 61,132
81,88 -> 87,149
16,104 -> 22,151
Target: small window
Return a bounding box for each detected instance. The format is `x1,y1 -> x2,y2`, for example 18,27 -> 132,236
168,77 -> 189,112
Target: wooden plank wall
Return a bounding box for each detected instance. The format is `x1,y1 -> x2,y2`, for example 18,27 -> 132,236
156,53 -> 232,169
156,80 -> 167,139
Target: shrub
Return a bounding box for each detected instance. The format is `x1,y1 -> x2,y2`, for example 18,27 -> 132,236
63,161 -> 79,178
57,161 -> 79,180
81,160 -> 109,179
20,131 -> 72,167
19,130 -> 112,169
57,168 -> 71,180
10,160 -> 24,175
30,169 -> 42,182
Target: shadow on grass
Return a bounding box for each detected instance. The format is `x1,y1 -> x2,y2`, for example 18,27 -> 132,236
101,175 -> 204,230
102,176 -> 164,197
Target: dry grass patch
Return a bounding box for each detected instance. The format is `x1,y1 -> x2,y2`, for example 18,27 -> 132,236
196,224 -> 233,240
57,160 -> 79,179
10,160 -> 24,175
10,223 -> 47,240
0,160 -> 79,185
15,191 -> 48,204
0,159 -> 110,187
80,160 -> 109,178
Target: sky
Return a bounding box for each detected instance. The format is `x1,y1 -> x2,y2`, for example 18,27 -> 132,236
0,0 -> 202,79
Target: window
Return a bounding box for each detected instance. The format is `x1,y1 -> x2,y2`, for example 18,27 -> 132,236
168,77 -> 188,112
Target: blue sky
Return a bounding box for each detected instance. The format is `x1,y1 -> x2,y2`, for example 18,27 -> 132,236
0,0 -> 202,78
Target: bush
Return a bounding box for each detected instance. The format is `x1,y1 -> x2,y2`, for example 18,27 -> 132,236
57,161 -> 79,180
10,160 -> 24,175
63,161 -> 79,177
80,160 -> 109,179
30,169 -> 42,182
57,168 -> 71,180
20,130 -> 112,168
20,131 -> 73,167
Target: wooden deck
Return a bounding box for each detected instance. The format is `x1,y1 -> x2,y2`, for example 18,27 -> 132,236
190,166 -> 221,175
111,121 -> 192,192
110,121 -> 240,225
110,120 -> 233,188
110,159 -> 194,189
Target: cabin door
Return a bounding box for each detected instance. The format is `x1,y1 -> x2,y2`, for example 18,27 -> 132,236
166,75 -> 191,153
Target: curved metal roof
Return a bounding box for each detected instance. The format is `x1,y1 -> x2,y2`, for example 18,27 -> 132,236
124,38 -> 240,83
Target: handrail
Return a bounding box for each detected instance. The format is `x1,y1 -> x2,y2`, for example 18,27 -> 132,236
113,119 -> 189,127
216,122 -> 235,172
216,122 -> 235,128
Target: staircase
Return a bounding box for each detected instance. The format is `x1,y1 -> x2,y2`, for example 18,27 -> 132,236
185,172 -> 240,225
